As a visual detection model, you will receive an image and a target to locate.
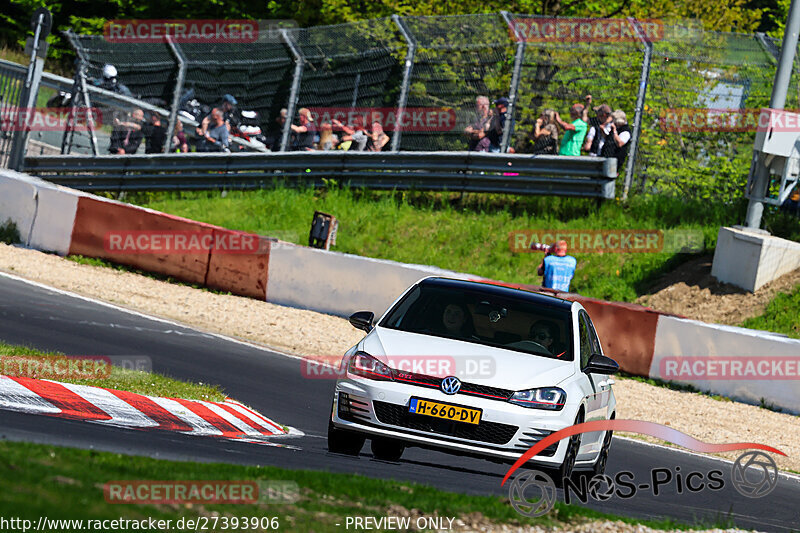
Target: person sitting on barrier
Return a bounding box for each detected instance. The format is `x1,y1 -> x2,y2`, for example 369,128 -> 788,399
555,104 -> 588,156
600,109 -> 631,168
465,95 -> 492,151
197,108 -> 230,152
220,94 -> 238,132
367,120 -> 390,152
108,108 -> 144,155
583,99 -> 613,156
290,107 -> 315,151
171,120 -> 189,153
317,121 -> 339,150
334,116 -> 369,151
532,109 -> 559,155
263,108 -> 287,150
143,112 -> 168,154
537,240 -> 577,292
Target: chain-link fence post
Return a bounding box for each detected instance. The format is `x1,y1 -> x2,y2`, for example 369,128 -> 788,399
391,15 -> 416,152
280,29 -> 304,152
164,36 -> 186,153
61,30 -> 99,156
500,11 -> 524,153
8,8 -> 50,170
622,18 -> 653,200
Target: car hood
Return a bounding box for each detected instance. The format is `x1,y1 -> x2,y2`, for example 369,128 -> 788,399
361,326 -> 575,390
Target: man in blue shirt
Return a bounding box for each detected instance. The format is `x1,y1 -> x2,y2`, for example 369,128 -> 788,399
537,240 -> 577,292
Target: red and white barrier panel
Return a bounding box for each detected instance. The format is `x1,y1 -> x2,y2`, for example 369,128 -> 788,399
0,375 -> 287,443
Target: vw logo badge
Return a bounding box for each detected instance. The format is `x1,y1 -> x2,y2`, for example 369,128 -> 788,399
440,376 -> 461,395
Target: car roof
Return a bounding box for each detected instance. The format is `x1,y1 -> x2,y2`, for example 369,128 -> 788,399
418,277 -> 574,311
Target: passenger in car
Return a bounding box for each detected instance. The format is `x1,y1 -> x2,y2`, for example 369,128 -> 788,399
440,303 -> 477,339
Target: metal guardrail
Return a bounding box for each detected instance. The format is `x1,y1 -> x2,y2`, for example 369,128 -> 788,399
24,151 -> 617,198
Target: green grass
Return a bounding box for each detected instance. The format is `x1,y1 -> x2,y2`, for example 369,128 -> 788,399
740,284 -> 800,339
0,218 -> 21,245
125,188 -> 760,303
0,439 -> 731,531
0,340 -> 226,402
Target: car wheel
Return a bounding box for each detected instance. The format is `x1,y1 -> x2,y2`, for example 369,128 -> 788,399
370,437 -> 405,462
327,421 -> 365,456
551,410 -> 583,484
591,427 -> 613,477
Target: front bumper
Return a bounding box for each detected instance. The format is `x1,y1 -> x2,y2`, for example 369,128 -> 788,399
330,377 -> 579,465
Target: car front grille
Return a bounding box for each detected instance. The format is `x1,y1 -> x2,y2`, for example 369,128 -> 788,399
393,371 -> 513,402
373,401 -> 518,445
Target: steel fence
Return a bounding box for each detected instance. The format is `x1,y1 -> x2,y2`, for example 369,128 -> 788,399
4,13 -> 793,202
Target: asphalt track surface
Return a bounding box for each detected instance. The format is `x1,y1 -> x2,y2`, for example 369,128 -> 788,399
0,273 -> 798,532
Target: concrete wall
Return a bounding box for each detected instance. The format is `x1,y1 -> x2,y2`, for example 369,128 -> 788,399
266,243 -> 471,318
650,316 -> 800,413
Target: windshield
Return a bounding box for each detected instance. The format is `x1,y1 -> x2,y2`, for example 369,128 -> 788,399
380,284 -> 573,361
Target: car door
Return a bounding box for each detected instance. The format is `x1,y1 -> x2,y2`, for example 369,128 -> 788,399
585,311 -> 613,421
577,310 -> 605,457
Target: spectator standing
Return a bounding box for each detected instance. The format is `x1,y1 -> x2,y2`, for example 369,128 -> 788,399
291,107 -> 315,151
143,113 -> 168,154
537,240 -> 577,292
197,108 -> 230,152
583,103 -> 613,156
108,108 -> 144,155
464,95 -> 492,151
601,110 -> 632,168
555,104 -> 588,156
486,97 -> 510,153
532,109 -> 559,155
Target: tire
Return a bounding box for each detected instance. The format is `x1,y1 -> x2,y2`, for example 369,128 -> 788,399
548,410 -> 584,485
327,421 -> 365,456
370,437 -> 405,462
591,427 -> 613,477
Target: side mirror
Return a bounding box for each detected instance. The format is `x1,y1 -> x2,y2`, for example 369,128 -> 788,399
349,311 -> 374,333
584,353 -> 619,375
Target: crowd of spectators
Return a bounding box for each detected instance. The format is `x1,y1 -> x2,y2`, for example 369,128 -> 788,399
463,93 -> 632,167
103,83 -> 629,162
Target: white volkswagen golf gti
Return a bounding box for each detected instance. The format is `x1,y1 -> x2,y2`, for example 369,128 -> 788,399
328,277 -> 618,479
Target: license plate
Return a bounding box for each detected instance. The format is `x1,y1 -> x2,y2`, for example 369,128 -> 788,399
408,398 -> 482,425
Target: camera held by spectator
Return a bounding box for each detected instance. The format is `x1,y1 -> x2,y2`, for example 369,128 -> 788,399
530,241 -> 557,255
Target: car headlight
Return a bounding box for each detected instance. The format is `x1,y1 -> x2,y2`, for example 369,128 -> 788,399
508,387 -> 566,410
347,351 -> 394,381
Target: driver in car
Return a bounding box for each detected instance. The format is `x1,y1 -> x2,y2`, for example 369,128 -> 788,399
529,320 -> 566,357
